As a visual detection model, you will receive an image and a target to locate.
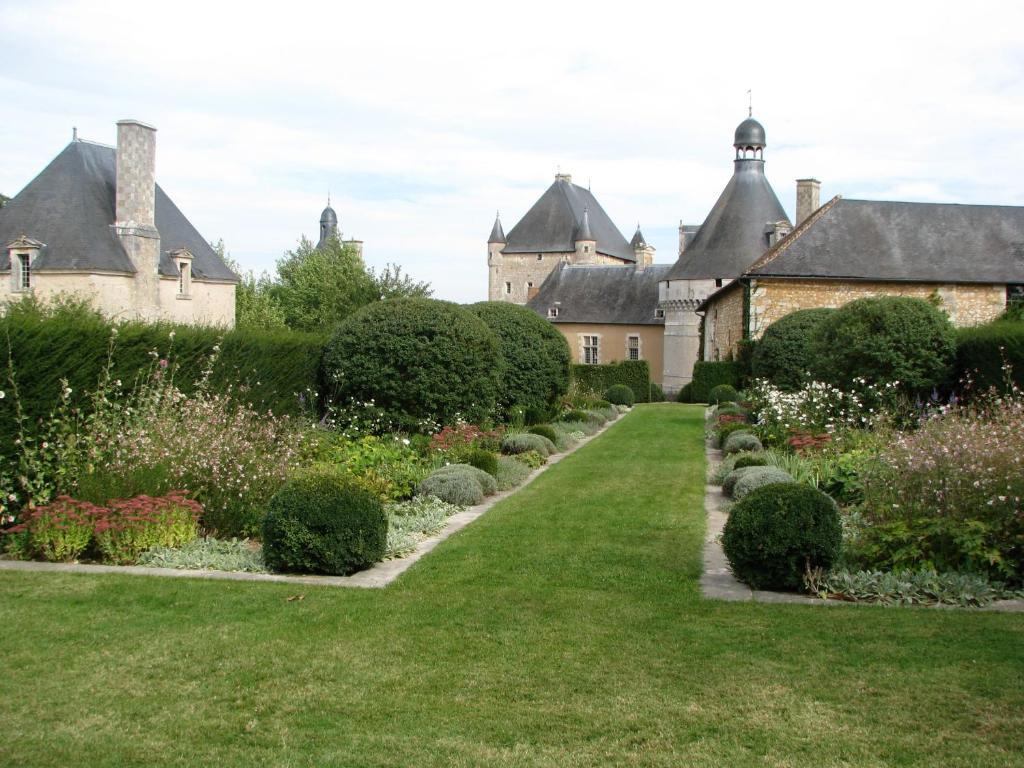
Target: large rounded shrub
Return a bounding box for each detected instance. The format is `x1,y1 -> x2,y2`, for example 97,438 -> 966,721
752,309 -> 835,391
468,302 -> 571,418
732,466 -> 794,500
324,299 -> 502,431
809,297 -> 955,394
263,471 -> 387,575
722,431 -> 763,455
708,384 -> 738,405
722,483 -> 842,590
431,463 -> 498,495
501,433 -> 556,457
527,424 -> 558,444
604,384 -> 636,407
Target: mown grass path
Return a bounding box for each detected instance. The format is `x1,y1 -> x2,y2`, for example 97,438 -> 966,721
2,404 -> 1022,767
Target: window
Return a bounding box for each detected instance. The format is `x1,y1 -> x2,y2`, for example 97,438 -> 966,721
715,278 -> 723,288
655,308 -> 665,319
583,245 -> 590,253
504,281 -> 512,295
1009,284 -> 1024,309
627,335 -> 640,361
548,307 -> 559,318
527,281 -> 534,289
11,252 -> 31,291
583,335 -> 599,365
537,254 -> 543,261
177,260 -> 191,297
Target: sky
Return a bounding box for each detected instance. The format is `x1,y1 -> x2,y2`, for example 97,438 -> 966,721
2,1 -> 1023,303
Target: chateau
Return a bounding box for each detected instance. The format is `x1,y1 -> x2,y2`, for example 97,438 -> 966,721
0,120 -> 238,326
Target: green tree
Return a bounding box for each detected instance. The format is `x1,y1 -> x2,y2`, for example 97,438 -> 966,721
371,263 -> 432,300
214,241 -> 288,331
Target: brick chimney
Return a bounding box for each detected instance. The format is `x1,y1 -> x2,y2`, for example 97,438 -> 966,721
795,178 -> 821,225
113,120 -> 161,321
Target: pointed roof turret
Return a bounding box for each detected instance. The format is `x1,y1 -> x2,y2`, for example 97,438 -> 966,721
488,211 -> 506,244
630,224 -> 647,248
575,206 -> 595,242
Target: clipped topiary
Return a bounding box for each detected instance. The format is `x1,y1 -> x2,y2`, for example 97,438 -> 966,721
323,298 -> 502,431
716,422 -> 752,447
721,482 -> 842,590
431,463 -> 498,495
468,302 -> 571,418
733,466 -> 794,500
649,381 -> 666,402
415,471 -> 484,506
463,448 -> 499,478
604,384 -> 636,407
722,465 -> 761,497
263,470 -> 387,575
501,432 -> 556,457
527,424 -> 558,444
676,383 -> 693,403
809,296 -> 956,395
708,384 -> 739,405
716,403 -> 745,417
733,453 -> 769,470
722,431 -> 762,455
751,308 -> 836,391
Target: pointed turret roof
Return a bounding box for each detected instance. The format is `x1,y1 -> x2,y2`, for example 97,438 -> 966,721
630,224 -> 647,248
488,212 -> 506,244
575,207 -> 594,242
666,116 -> 789,280
502,175 -> 635,262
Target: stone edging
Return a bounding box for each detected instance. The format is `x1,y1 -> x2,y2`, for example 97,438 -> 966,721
700,419 -> 1024,613
0,414 -> 626,590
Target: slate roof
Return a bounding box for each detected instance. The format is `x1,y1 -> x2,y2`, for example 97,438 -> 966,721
488,213 -> 506,244
748,197 -> 1024,284
526,263 -> 671,325
502,178 -> 636,262
0,140 -> 238,282
665,158 -> 789,281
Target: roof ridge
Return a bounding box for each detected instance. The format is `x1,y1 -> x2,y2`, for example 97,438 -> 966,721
745,195 -> 841,274
74,138 -> 115,149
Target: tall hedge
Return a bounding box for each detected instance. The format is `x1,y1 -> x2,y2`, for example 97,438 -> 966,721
955,318 -> 1024,394
571,360 -> 651,403
468,302 -> 571,417
323,298 -> 502,430
0,310 -> 325,461
689,361 -> 742,403
809,296 -> 955,394
751,308 -> 835,391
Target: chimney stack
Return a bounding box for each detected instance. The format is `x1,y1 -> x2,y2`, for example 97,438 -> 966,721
116,120 -> 157,230
795,178 -> 821,226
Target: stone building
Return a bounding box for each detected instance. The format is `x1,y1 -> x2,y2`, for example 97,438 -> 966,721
699,196 -> 1024,360
0,120 -> 237,326
659,115 -> 793,395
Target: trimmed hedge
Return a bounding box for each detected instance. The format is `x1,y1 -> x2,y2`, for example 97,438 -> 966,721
323,298 -> 502,431
955,319 -> 1024,394
572,360 -> 651,403
689,361 -> 742,403
0,310 -> 325,462
468,302 -> 571,418
751,308 -> 835,391
604,384 -> 635,406
262,470 -> 387,575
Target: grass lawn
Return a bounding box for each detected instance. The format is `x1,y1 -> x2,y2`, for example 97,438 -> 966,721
2,404 -> 1022,767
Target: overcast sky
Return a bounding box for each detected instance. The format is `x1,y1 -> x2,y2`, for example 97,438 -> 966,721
2,1 -> 1023,302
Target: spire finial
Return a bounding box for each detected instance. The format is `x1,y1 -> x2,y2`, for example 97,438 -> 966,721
327,190 -> 331,206
747,89 -> 752,117
72,126 -> 78,141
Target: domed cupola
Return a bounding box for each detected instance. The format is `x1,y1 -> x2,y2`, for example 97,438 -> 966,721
317,197 -> 339,248
734,116 -> 766,161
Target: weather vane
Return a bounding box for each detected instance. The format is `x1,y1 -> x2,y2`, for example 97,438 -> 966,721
747,89 -> 752,117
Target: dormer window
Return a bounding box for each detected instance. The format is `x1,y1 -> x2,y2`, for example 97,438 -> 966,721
548,307 -> 559,318
169,248 -> 194,300
655,308 -> 665,319
7,236 -> 43,293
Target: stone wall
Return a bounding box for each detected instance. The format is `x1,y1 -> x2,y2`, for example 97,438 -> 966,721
553,322 -> 665,386
660,276 -> 719,393
490,251 -> 627,305
704,283 -> 745,361
158,278 -> 236,327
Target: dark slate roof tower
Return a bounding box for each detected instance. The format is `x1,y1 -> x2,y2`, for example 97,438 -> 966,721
488,211 -> 506,244
665,116 -> 789,280
317,198 -> 339,248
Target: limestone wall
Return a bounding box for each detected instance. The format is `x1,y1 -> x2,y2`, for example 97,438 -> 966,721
554,322 -> 665,386
490,252 -> 626,305
660,277 -> 719,393
703,284 -> 745,361
159,278 -> 236,327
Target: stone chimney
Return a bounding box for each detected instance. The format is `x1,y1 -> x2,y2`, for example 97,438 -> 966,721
113,120 -> 161,321
795,178 -> 821,225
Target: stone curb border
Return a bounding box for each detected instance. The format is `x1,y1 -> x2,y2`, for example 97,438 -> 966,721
0,413 -> 626,590
700,415 -> 1024,613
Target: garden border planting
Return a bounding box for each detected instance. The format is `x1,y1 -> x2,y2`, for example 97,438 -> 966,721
0,415 -> 622,588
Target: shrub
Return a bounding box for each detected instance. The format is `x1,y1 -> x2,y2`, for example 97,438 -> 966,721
513,450 -> 546,469
676,383 -> 693,403
468,302 -> 571,418
527,425 -> 558,444
722,466 -> 760,497
751,308 -> 835,391
733,453 -> 768,470
722,432 -> 762,455
323,298 -> 502,431
262,471 -> 387,575
722,483 -> 842,590
501,433 -> 556,457
548,423 -> 584,451
431,463 -> 498,496
955,318 -> 1024,395
707,384 -> 738,405
93,492 -> 202,565
690,361 -> 741,403
384,496 -> 460,558
716,403 -> 745,417
318,434 -> 430,502
495,455 -> 533,491
6,496 -> 104,562
137,536 -> 267,573
809,296 -> 955,395
648,382 -> 666,402
415,470 -> 484,506
715,422 -> 752,447
732,466 -> 795,500
604,384 -> 635,407
463,449 -> 499,478
572,360 -> 651,403
816,568 -> 1023,607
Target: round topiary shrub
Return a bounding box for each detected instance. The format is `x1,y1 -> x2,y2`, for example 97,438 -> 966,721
809,296 -> 956,394
721,482 -> 842,590
323,298 -> 502,431
716,403 -> 745,417
722,465 -> 760,497
463,448 -> 499,478
752,308 -> 835,391
561,409 -> 589,423
708,384 -> 739,405
733,453 -> 769,470
527,424 -> 558,444
732,466 -> 794,500
262,470 -> 387,576
468,302 -> 571,419
431,463 -> 498,495
416,470 -> 485,506
501,432 -> 556,457
604,384 -> 636,407
722,431 -> 763,455
716,422 -> 752,447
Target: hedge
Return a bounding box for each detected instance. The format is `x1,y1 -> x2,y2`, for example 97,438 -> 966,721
0,310 -> 326,461
689,361 -> 742,403
571,360 -> 651,403
751,308 -> 835,391
955,319 -> 1024,394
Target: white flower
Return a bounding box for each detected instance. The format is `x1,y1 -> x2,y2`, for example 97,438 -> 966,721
0,390 -> 4,399
402,438 -> 410,446
169,331 -> 176,339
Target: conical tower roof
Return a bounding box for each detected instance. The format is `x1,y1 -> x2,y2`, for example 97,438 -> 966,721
575,206 -> 594,241
630,224 -> 647,248
488,212 -> 506,244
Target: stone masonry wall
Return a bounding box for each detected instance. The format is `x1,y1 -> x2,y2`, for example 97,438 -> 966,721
704,284 -> 744,361
491,252 -> 624,305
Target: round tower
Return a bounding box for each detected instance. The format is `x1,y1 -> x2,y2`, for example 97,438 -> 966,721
318,200 -> 339,248
487,211 -> 507,301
